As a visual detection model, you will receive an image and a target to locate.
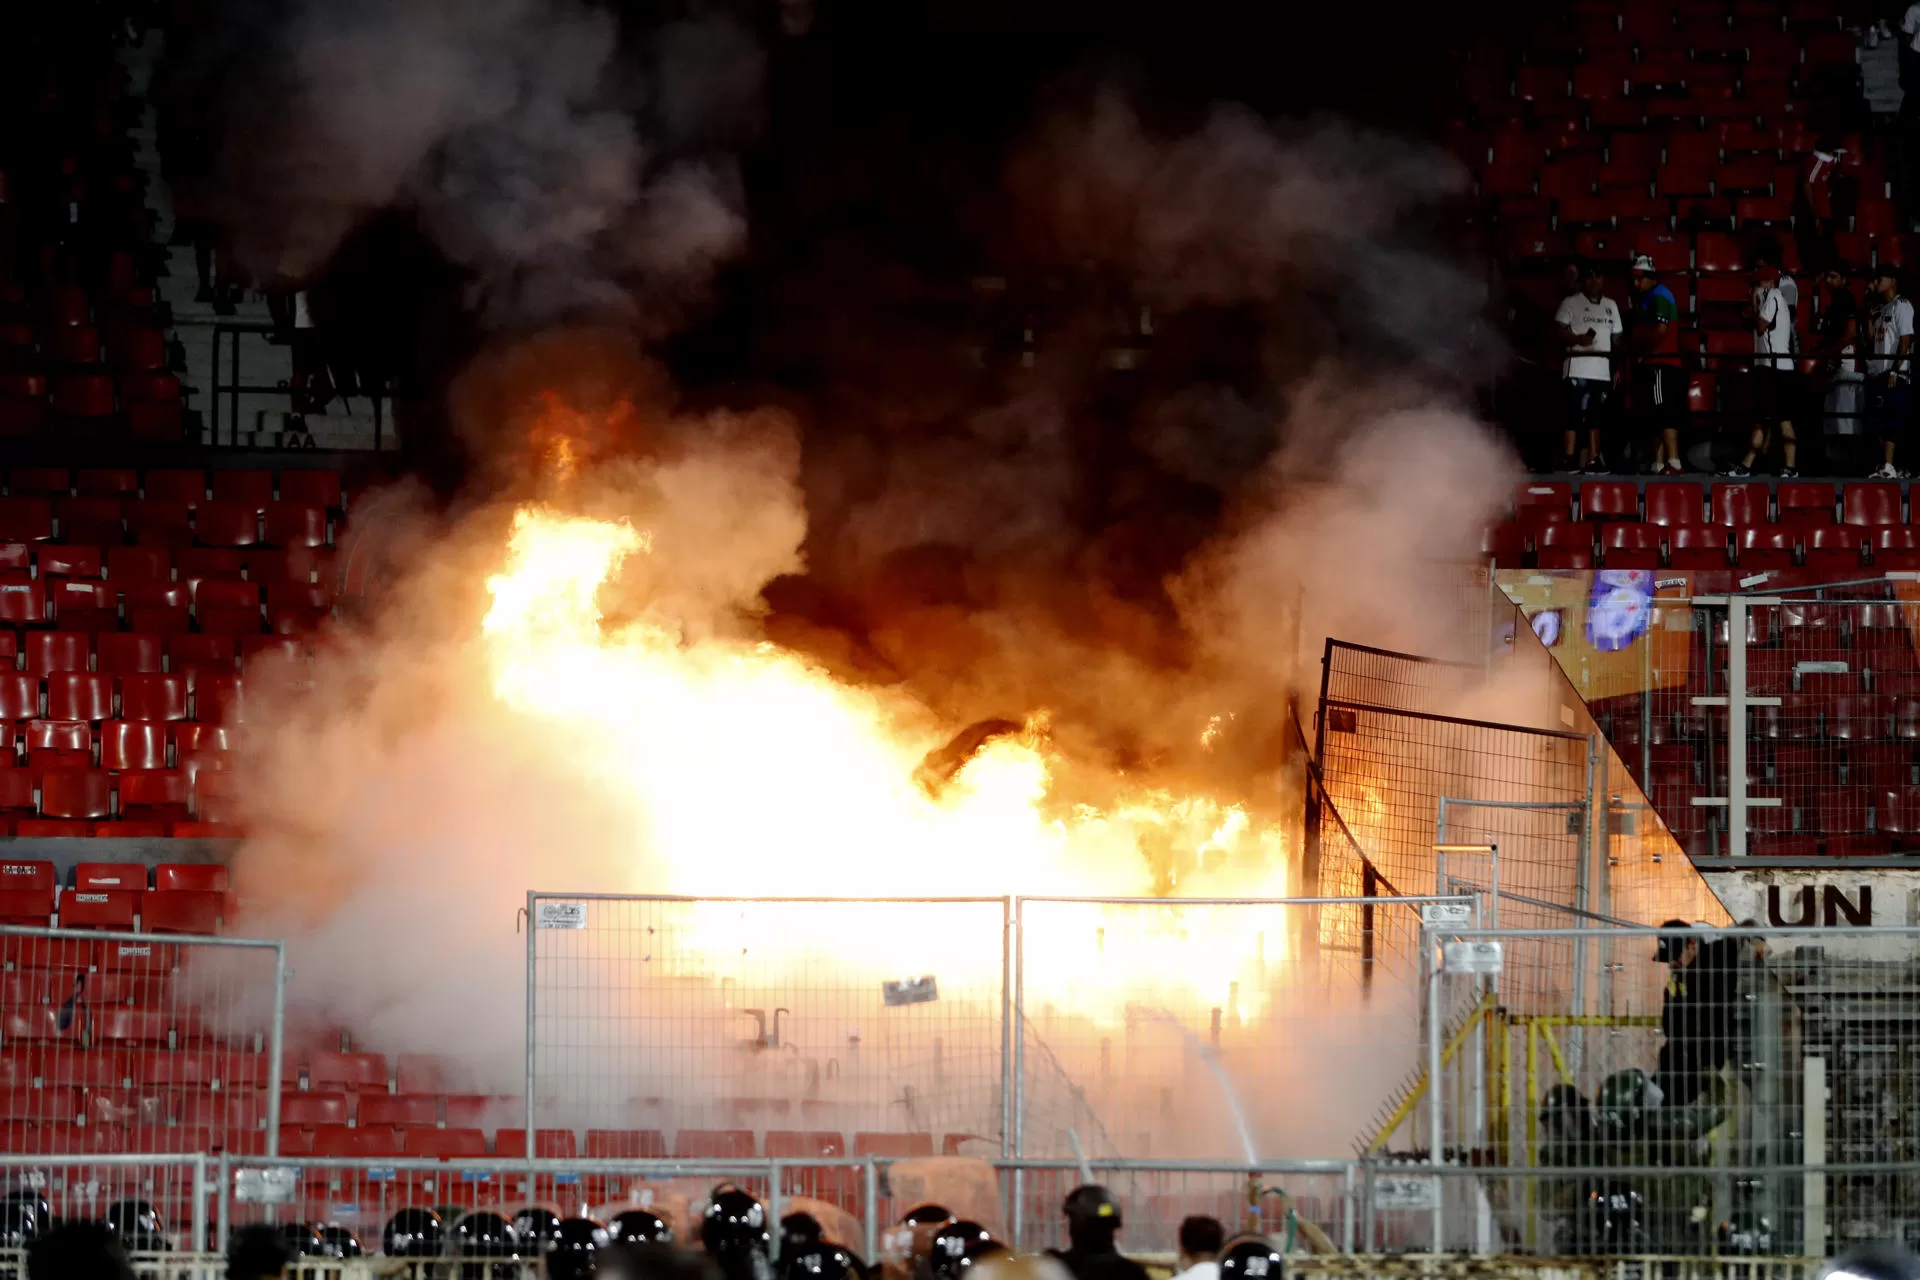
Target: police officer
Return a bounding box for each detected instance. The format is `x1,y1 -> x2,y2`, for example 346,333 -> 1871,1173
1652,920 -> 1739,1107
1215,1237 -> 1282,1280
703,1184 -> 774,1280
1048,1187 -> 1147,1280
610,1209 -> 674,1247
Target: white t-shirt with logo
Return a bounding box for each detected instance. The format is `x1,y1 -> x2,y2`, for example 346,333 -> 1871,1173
1753,285 -> 1795,370
1871,295 -> 1916,379
1555,293 -> 1623,381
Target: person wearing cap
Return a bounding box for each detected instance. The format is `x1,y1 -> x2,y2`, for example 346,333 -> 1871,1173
1867,264 -> 1914,478
1807,262 -> 1866,470
1554,260 -> 1624,472
1651,920 -> 1739,1107
1630,255 -> 1688,474
1726,251 -> 1800,477
1050,1187 -> 1147,1280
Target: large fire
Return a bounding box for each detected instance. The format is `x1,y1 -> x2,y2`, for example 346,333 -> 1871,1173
479,506 -> 1293,1018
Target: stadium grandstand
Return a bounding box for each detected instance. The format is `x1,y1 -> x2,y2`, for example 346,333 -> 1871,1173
0,0 -> 1918,1273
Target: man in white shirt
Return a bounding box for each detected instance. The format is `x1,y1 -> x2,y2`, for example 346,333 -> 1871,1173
1728,253 -> 1801,476
1172,1217 -> 1223,1280
1902,0 -> 1920,89
1554,261 -> 1624,472
1868,265 -> 1915,478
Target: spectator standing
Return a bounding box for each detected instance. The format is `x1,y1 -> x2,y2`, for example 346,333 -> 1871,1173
1172,1218 -> 1223,1280
1807,263 -> 1866,470
1629,256 -> 1688,473
1727,254 -> 1800,476
1902,0 -> 1920,90
1554,262 -> 1624,472
1868,265 -> 1915,478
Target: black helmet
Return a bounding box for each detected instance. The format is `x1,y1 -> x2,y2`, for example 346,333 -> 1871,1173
902,1205 -> 954,1227
105,1199 -> 167,1251
316,1224 -> 364,1259
1541,1082 -> 1595,1144
454,1211 -> 521,1259
1063,1186 -> 1121,1231
956,1241 -> 1005,1274
929,1222 -> 994,1280
279,1223 -> 326,1257
702,1185 -> 770,1258
548,1218 -> 610,1280
510,1207 -> 563,1254
1717,1212 -> 1775,1257
1218,1238 -> 1283,1280
782,1211 -> 826,1255
1825,1244 -> 1920,1280
785,1244 -> 858,1280
610,1208 -> 674,1246
0,1190 -> 48,1247
383,1207 -> 446,1258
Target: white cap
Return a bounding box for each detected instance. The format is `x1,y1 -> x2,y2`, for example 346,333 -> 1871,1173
1631,254 -> 1657,273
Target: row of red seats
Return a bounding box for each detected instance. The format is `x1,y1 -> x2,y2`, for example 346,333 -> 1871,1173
2,468 -> 344,509
0,765 -> 240,821
0,497 -> 331,549
0,544 -> 334,586
1631,691 -> 1920,738
1508,225 -> 1900,274
1465,120 -> 1863,170
0,1049 -> 264,1091
0,631 -> 305,675
0,887 -> 233,934
2,674 -> 220,721
0,375 -> 179,441
1493,521 -> 1920,570
0,324 -> 167,371
1655,783 -> 1920,838
1628,739 -> 1918,786
1515,479 -> 1920,525
0,580 -> 330,635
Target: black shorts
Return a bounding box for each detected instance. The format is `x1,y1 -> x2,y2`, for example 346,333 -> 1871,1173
1564,377 -> 1610,431
1749,365 -> 1800,427
1634,364 -> 1688,429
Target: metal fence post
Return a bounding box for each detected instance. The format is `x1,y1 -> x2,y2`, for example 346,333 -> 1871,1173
525,891 -> 538,1150
1011,896 -> 1026,1251
1424,924 -> 1442,1251
769,1160 -> 785,1262
191,1153 -> 207,1254
864,1157 -> 880,1263
265,942 -> 286,1156
1001,896 -> 1013,1159
217,1149 -> 231,1252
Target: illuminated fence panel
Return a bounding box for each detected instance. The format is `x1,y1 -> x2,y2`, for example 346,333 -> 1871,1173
528,895 -> 1011,1167
1420,924 -> 1920,1256
1015,898 -> 1435,1166
0,927 -> 285,1190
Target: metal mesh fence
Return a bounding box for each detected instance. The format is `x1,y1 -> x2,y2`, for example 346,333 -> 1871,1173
1014,899 -> 1447,1166
527,895 -> 1011,1159
1420,924 -> 1920,1257
0,926 -> 285,1168
0,1153 -> 210,1250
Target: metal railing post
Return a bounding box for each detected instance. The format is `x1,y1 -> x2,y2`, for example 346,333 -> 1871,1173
864,1157 -> 880,1263
1001,895 -> 1012,1159
525,892 -> 538,1152
1011,896 -> 1026,1251
1691,595 -> 1782,857
191,1153 -> 207,1254
265,942 -> 286,1156
1425,924 -> 1443,1251
217,1149 -> 231,1251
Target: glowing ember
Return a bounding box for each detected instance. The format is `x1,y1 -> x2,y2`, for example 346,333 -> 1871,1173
481,507 -> 1291,1014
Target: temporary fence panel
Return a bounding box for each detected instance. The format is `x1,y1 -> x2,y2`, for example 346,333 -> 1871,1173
1421,924 -> 1920,1257
1012,898 -> 1458,1171
526,895 -> 1012,1175
0,926 -> 286,1168
0,1153 -> 209,1252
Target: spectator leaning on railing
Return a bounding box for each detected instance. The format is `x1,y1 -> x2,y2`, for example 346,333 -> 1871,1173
1867,264 -> 1915,479
1555,260 -> 1624,473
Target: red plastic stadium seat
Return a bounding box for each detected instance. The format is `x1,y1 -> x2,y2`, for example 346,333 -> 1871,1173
263,503 -> 327,549
584,1128 -> 668,1159
40,544 -> 102,578
1711,482 -> 1770,526
854,1131 -> 936,1157
411,1127 -> 488,1159
23,719 -> 91,756
0,674 -> 37,723
105,547 -> 170,585
309,1051 -> 388,1092
495,1128 -> 578,1159
0,576 -> 45,626
51,375 -> 116,420
119,675 -> 188,723
1645,482 -> 1705,527
0,499 -> 53,543
312,1123 -> 404,1158
127,500 -> 193,548
45,674 -> 112,723
359,1094 -> 437,1128
1806,524 -> 1867,572
1844,482 -> 1903,527
279,1093 -> 349,1127
194,502 -> 259,548
100,722 -> 167,772
96,635 -> 164,677
75,863 -> 148,892
278,472 -> 343,509
1738,526 -> 1797,569
1579,481 -> 1640,521
143,472 -> 206,506
143,891 -> 226,936
1778,482 -> 1838,524
1696,232 -> 1746,274
77,469 -> 138,499
9,469 -> 69,497
1600,522 -> 1662,568
209,471 -> 274,509
154,863 -> 228,892
60,890 -> 137,931
1516,481 -> 1573,512
674,1128 -> 755,1158
1669,525 -> 1730,569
